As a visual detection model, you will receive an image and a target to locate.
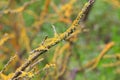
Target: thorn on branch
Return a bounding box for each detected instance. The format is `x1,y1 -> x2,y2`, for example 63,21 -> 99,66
51,25 -> 58,37
30,36 -> 48,54
41,36 -> 48,45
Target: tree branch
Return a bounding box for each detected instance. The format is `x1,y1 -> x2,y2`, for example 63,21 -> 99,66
10,0 -> 95,79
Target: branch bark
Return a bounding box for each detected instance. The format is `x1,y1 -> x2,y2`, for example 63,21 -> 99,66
10,0 -> 95,79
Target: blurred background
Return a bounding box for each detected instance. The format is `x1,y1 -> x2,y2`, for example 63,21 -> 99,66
0,0 -> 120,80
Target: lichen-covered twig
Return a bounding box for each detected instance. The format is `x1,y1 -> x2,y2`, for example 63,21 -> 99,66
102,61 -> 120,68
26,58 -> 44,72
103,53 -> 120,59
0,55 -> 17,74
0,0 -> 38,15
10,0 -> 94,79
78,42 -> 114,72
90,42 -> 114,70
0,33 -> 15,46
33,0 -> 51,29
